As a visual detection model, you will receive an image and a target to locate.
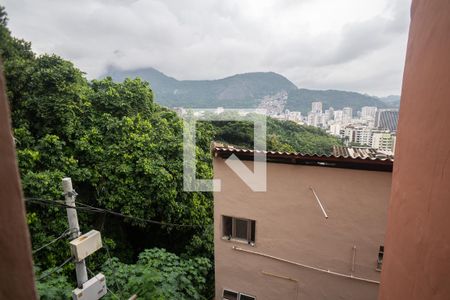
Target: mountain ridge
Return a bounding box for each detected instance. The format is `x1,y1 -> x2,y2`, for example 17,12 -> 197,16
104,66 -> 397,113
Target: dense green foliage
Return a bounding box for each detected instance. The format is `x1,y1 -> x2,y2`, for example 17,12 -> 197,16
1,6 -> 341,299
101,248 -> 211,299
37,248 -> 211,300
208,114 -> 341,154
36,274 -> 73,299
1,8 -> 214,299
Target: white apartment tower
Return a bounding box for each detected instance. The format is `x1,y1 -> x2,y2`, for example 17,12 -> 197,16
311,101 -> 323,113
361,106 -> 378,119
372,132 -> 396,153
342,107 -> 353,123
334,110 -> 344,122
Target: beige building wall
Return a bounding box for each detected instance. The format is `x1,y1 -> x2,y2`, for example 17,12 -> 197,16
214,158 -> 392,300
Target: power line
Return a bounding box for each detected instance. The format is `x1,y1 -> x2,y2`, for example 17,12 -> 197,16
36,257 -> 73,282
32,228 -> 74,254
96,214 -> 118,287
24,197 -> 207,228
25,197 -> 96,212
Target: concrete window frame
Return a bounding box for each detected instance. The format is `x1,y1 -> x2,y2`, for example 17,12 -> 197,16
239,293 -> 256,300
222,289 -> 256,300
222,288 -> 239,300
221,215 -> 256,245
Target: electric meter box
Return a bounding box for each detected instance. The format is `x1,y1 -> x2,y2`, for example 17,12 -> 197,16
70,230 -> 102,261
72,273 -> 107,300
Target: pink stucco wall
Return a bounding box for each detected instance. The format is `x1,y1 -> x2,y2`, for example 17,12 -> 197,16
379,0 -> 450,299
214,159 -> 392,299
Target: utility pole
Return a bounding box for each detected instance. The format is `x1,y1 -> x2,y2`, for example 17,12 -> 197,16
62,177 -> 88,288
63,177 -> 107,300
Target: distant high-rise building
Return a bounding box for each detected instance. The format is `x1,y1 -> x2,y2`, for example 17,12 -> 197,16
325,107 -> 334,120
343,107 -> 353,117
320,113 -> 330,127
311,101 -> 323,113
286,110 -> 302,123
307,112 -> 321,127
372,131 -> 396,153
333,110 -> 343,122
361,106 -> 378,119
342,107 -> 353,123
375,109 -> 399,131
328,123 -> 342,136
343,125 -> 373,146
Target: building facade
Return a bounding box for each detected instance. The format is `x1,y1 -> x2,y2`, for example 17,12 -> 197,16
213,148 -> 392,300
371,132 -> 396,153
311,101 -> 323,113
343,125 -> 374,146
361,106 -> 378,120
375,109 -> 399,132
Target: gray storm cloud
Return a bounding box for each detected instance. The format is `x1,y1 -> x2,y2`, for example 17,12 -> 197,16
3,0 -> 411,96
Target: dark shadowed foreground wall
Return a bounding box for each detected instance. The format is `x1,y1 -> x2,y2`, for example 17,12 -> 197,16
379,0 -> 450,299
0,64 -> 37,298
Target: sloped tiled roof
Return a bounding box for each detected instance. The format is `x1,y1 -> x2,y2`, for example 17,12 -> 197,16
212,145 -> 393,172
332,146 -> 394,161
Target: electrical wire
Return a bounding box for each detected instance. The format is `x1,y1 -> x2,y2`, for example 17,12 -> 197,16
36,257 -> 73,282
100,214 -> 120,296
32,228 -> 74,254
24,197 -> 207,228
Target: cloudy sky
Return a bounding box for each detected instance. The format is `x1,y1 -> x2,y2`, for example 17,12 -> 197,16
3,0 -> 411,96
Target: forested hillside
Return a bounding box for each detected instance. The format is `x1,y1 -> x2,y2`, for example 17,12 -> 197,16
0,6 -> 341,299
106,67 -> 397,114
106,66 -> 297,108
209,115 -> 341,154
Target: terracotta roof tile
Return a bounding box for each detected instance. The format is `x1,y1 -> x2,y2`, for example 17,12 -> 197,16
212,145 -> 393,172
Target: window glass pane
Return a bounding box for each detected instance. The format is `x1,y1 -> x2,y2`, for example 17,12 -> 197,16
240,294 -> 256,300
250,220 -> 256,243
377,245 -> 384,270
223,216 -> 232,238
223,290 -> 238,300
235,218 -> 248,240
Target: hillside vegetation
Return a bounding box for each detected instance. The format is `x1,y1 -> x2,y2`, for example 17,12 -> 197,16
107,66 -> 297,108
211,116 -> 341,154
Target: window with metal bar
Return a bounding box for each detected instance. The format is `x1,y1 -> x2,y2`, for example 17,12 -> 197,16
376,245 -> 384,271
222,216 -> 255,244
222,289 -> 256,300
223,289 -> 238,300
